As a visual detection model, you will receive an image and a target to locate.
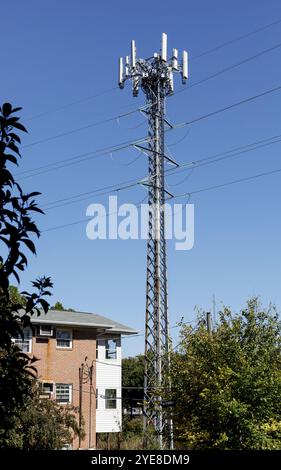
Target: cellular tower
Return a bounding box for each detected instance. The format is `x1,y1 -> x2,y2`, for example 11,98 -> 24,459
119,33 -> 188,449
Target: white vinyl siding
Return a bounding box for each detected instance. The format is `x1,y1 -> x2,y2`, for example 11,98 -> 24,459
96,336 -> 122,433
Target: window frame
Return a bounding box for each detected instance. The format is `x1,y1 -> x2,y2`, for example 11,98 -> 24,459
105,338 -> 117,360
13,326 -> 32,353
56,329 -> 73,349
39,325 -> 53,337
39,381 -> 54,398
55,383 -> 72,404
105,388 -> 117,409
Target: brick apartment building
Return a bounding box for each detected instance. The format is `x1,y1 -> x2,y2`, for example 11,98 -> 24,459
15,309 -> 137,449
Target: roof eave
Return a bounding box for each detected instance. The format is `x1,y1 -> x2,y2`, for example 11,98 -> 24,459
110,329 -> 139,335
30,318 -> 139,334
30,318 -> 114,329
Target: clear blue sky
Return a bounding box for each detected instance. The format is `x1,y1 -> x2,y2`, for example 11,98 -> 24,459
1,0 -> 281,356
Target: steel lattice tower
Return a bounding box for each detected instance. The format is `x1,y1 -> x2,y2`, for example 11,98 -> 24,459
119,34 -> 188,449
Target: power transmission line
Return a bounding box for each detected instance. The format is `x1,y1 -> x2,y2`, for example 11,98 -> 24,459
174,167 -> 281,200
23,17 -> 281,124
44,183 -> 139,211
41,132 -> 281,211
174,41 -> 281,97
43,177 -> 143,209
17,136 -> 151,180
22,104 -> 150,149
168,127 -> 191,147
41,165 -> 281,233
25,87 -> 118,121
173,83 -> 281,130
167,134 -> 281,178
17,83 -> 281,180
192,17 -> 281,60
21,42 -> 281,151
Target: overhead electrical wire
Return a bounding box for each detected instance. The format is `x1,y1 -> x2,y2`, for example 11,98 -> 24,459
17,136 -> 151,180
168,126 -> 191,147
25,87 -> 118,122
166,133 -> 281,178
22,104 -> 150,149
174,167 -> 281,200
41,132 -> 281,211
62,325 -> 196,395
173,41 -> 281,97
43,177 -> 142,208
21,41 -> 281,151
17,82 -> 281,180
23,16 -> 281,124
168,168 -> 195,188
41,165 -> 281,233
192,17 -> 281,60
173,83 -> 281,130
110,150 -> 143,167
89,326 -> 185,368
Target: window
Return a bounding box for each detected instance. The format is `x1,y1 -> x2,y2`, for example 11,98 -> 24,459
105,389 -> 117,409
56,329 -> 72,349
39,325 -> 53,336
96,340 -> 99,359
13,327 -> 32,353
105,339 -> 117,359
39,382 -> 54,398
56,384 -> 72,404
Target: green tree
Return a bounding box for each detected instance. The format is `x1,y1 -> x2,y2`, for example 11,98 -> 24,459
122,355 -> 144,418
8,285 -> 26,306
0,103 -> 53,448
51,301 -> 64,311
171,299 -> 281,449
18,391 -> 83,450
50,301 -> 76,311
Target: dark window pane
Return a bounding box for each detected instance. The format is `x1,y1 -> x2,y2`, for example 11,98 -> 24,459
105,389 -> 117,409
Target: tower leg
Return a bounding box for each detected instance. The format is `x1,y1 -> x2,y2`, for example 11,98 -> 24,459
143,76 -> 173,450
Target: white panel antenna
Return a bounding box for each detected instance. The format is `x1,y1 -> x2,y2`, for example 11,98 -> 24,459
182,50 -> 188,82
125,55 -> 130,77
118,57 -> 124,88
119,35 -> 188,92
172,48 -> 178,70
131,40 -> 136,68
161,33 -> 167,62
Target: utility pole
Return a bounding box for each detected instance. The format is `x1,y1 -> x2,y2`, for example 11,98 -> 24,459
88,363 -> 94,449
79,358 -> 94,449
206,311 -> 212,335
78,363 -> 84,448
119,34 -> 188,449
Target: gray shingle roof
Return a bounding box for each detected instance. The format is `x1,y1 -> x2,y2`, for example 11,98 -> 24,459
20,309 -> 138,335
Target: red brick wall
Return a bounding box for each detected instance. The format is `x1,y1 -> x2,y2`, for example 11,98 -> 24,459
32,326 -> 96,449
